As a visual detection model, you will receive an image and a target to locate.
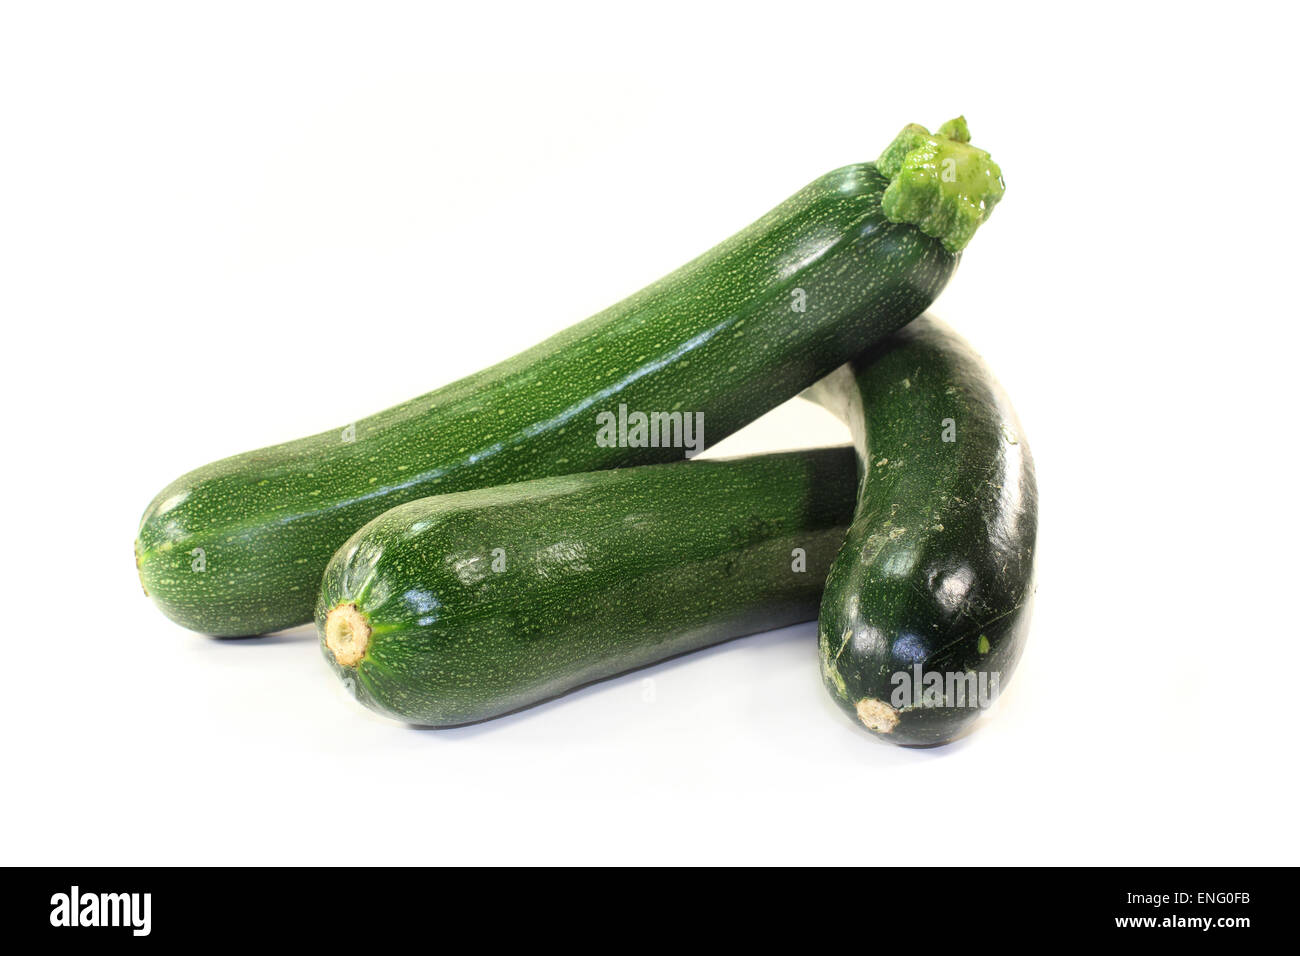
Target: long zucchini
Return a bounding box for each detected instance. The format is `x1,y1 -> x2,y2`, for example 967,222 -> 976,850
316,447 -> 858,725
807,315 -> 1036,746
137,117 -> 1001,635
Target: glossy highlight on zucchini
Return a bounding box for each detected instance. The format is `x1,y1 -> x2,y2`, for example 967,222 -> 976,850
807,315 -> 1037,746
136,120 -> 1001,636
316,447 -> 858,726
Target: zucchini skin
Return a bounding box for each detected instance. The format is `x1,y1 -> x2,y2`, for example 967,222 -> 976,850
809,316 -> 1037,746
316,447 -> 858,726
137,162 -> 956,635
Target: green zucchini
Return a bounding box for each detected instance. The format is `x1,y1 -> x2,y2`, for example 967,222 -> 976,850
316,447 -> 858,726
136,117 -> 1003,636
808,315 -> 1037,746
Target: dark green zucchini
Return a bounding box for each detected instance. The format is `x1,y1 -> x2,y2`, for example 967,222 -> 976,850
316,447 -> 857,726
807,315 -> 1036,746
136,117 -> 1003,636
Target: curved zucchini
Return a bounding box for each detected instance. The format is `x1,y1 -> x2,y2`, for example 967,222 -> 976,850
807,315 -> 1037,746
316,447 -> 857,726
137,117 -> 1002,636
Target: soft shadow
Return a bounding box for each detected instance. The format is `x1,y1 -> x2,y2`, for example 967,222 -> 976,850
213,622 -> 317,646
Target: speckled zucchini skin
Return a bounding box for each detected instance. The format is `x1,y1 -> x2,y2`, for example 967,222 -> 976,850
136,162 -> 956,636
808,316 -> 1037,746
317,447 -> 858,726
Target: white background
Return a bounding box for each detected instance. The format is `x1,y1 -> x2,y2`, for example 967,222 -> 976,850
2,2 -> 1297,865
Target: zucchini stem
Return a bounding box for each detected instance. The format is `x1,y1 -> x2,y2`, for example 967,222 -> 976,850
875,116 -> 1004,252
325,603 -> 371,667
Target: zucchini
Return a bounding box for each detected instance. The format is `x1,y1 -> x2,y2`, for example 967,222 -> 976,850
808,315 -> 1037,746
136,117 -> 1003,636
316,447 -> 858,726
